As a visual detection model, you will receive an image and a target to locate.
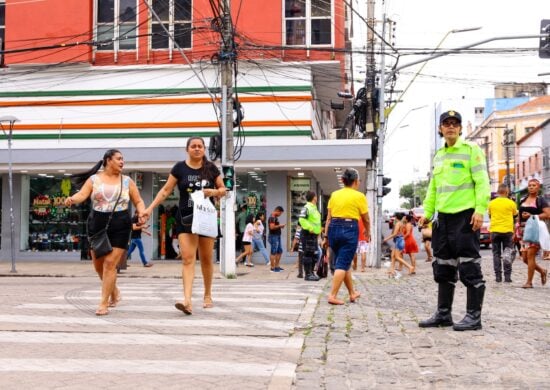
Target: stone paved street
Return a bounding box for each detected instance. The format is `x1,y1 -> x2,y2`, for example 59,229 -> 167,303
0,249 -> 549,389
295,250 -> 550,389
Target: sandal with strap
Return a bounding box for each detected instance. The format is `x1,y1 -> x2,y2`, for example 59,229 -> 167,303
175,302 -> 193,315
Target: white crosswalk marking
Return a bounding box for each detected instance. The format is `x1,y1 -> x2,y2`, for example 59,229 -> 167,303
0,278 -> 324,389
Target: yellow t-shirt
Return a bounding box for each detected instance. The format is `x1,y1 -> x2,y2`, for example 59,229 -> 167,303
488,197 -> 518,233
327,187 -> 368,220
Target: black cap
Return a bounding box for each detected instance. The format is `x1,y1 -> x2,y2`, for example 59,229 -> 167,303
439,110 -> 462,125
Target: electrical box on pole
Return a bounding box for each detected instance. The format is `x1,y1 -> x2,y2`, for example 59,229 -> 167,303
539,19 -> 550,58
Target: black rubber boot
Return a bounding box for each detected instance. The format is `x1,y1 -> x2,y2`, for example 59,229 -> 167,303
419,283 -> 455,328
304,259 -> 319,281
297,254 -> 304,278
453,285 -> 485,331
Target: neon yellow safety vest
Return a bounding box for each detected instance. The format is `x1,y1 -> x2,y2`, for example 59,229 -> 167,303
298,202 -> 322,234
424,137 -> 490,220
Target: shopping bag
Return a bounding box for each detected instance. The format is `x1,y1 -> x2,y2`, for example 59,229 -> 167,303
523,215 -> 539,243
190,191 -> 218,238
538,220 -> 550,251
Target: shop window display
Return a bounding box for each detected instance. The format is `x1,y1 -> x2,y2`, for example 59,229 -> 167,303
236,172 -> 267,218
152,174 -> 179,259
289,177 -> 311,239
27,175 -> 88,255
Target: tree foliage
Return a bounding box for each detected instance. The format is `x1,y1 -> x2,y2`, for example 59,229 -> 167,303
399,179 -> 429,209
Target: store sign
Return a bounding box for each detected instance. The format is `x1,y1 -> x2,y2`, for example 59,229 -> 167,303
290,178 -> 310,192
32,194 -> 69,217
32,195 -> 52,216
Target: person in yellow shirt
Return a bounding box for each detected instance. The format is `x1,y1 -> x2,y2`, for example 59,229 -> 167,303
488,183 -> 518,283
323,168 -> 371,305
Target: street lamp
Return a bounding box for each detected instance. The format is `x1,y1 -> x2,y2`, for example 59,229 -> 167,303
0,115 -> 20,273
392,27 -> 482,109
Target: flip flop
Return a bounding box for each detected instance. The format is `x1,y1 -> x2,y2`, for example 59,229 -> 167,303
95,308 -> 109,316
175,302 -> 192,315
541,269 -> 548,286
203,297 -> 214,309
350,292 -> 361,303
328,296 -> 345,305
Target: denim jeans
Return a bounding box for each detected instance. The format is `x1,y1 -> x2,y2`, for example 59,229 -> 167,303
128,238 -> 147,265
327,219 -> 358,271
252,236 -> 270,264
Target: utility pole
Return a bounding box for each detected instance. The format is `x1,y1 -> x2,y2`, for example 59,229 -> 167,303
374,13 -> 387,268
365,0 -> 377,267
218,0 -> 236,277
503,125 -> 514,192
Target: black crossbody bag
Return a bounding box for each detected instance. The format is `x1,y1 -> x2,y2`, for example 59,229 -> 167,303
88,176 -> 123,258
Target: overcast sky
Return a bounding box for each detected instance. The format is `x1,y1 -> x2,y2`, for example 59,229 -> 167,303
354,0 -> 550,209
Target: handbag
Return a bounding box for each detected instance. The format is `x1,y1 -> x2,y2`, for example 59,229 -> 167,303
316,249 -> 328,279
88,176 -> 123,258
190,190 -> 218,238
523,215 -> 539,243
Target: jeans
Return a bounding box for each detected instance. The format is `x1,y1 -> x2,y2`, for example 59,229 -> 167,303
491,232 -> 514,280
252,236 -> 270,264
327,219 -> 358,271
128,238 -> 148,265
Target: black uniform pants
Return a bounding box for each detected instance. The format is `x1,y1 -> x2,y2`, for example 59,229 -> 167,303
300,231 -> 318,271
432,209 -> 485,288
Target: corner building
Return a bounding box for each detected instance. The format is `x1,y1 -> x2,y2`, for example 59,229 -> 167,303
0,0 -> 371,262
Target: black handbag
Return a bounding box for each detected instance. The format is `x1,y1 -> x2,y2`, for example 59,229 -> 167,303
88,176 -> 123,258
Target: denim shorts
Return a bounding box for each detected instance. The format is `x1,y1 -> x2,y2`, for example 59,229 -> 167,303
268,235 -> 282,254
327,218 -> 358,271
393,235 -> 405,251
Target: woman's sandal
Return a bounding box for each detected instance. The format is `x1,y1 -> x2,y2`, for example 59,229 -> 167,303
203,297 -> 214,309
95,307 -> 109,316
521,283 -> 533,289
350,292 -> 361,303
541,269 -> 548,286
328,296 -> 345,305
175,302 -> 193,315
108,289 -> 121,308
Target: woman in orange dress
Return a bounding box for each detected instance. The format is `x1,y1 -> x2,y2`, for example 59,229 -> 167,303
403,214 -> 418,274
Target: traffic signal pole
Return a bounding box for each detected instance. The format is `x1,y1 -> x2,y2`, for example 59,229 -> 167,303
219,0 -> 236,277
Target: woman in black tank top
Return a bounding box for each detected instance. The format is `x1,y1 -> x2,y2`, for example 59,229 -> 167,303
518,179 -> 550,288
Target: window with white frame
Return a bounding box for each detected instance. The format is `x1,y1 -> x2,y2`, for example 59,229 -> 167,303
285,0 -> 332,46
97,0 -> 137,51
151,0 -> 192,50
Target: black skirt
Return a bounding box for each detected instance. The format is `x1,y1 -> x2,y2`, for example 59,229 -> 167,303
88,210 -> 132,250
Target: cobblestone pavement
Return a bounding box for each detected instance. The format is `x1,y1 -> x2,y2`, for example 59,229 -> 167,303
294,250 -> 550,389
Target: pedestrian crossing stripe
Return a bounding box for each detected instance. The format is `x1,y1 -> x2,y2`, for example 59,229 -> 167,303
0,358 -> 297,377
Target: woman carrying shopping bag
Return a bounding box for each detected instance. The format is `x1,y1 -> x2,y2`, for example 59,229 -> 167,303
143,137 -> 226,314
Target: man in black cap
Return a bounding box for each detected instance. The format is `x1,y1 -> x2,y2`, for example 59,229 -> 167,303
418,110 -> 490,331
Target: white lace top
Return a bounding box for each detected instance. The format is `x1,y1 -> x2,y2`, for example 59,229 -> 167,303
90,174 -> 130,212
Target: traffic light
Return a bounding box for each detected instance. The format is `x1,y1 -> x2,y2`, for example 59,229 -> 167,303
382,177 -> 392,196
222,165 -> 235,191
539,19 -> 550,58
